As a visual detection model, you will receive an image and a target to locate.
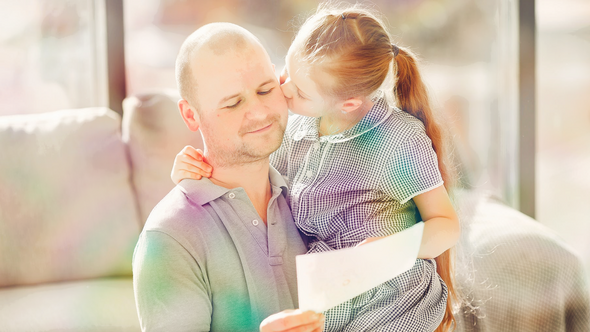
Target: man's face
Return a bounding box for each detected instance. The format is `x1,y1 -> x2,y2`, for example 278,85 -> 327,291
191,43 -> 288,167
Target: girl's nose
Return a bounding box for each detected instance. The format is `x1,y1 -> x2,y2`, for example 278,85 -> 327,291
280,79 -> 293,99
279,68 -> 289,85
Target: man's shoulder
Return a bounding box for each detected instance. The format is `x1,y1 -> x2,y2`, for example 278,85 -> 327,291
142,184 -> 212,238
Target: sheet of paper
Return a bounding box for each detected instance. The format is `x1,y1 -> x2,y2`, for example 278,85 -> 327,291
296,222 -> 424,313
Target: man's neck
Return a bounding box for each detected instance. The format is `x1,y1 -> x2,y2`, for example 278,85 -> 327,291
208,158 -> 272,223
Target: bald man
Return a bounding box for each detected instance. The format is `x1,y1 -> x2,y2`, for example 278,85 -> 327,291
132,23 -> 323,332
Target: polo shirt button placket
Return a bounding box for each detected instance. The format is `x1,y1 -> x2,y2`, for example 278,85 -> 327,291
252,219 -> 259,226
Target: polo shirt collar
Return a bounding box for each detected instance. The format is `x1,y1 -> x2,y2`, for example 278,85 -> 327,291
292,93 -> 393,143
268,165 -> 289,194
179,165 -> 288,206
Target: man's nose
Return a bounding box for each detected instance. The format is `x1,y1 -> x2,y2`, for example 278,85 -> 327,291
245,95 -> 270,120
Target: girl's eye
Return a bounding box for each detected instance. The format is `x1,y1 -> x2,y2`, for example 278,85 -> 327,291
226,100 -> 241,108
258,88 -> 273,95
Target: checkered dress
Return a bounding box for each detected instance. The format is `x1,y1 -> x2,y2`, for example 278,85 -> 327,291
270,96 -> 448,331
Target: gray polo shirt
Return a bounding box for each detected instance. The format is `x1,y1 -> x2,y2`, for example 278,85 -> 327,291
133,166 -> 308,332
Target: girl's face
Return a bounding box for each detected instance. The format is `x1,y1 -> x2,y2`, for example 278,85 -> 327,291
280,51 -> 334,118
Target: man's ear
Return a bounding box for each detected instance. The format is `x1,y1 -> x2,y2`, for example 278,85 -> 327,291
337,98 -> 363,114
178,99 -> 201,132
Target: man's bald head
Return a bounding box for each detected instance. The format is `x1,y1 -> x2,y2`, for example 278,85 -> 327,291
175,23 -> 268,109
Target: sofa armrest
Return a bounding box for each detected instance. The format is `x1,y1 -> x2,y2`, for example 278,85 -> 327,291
0,108 -> 141,287
455,192 -> 590,332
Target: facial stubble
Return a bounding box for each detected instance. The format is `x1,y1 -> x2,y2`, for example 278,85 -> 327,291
201,113 -> 286,167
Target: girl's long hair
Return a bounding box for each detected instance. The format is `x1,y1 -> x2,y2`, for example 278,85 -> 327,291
395,45 -> 458,332
294,4 -> 458,331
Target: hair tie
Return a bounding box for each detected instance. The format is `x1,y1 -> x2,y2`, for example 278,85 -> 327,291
391,44 -> 400,57
341,13 -> 346,20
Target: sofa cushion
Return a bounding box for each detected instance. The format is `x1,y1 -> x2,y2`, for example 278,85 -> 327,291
0,108 -> 141,287
0,278 -> 139,331
454,193 -> 590,332
122,90 -> 204,224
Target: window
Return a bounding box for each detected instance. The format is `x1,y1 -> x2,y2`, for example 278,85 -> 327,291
0,0 -> 108,115
537,0 -> 590,278
124,0 -> 519,203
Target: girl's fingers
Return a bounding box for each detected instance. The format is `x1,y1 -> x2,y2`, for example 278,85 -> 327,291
195,148 -> 205,158
179,145 -> 202,161
171,148 -> 212,184
179,164 -> 211,178
180,154 -> 212,173
181,170 -> 202,180
172,170 -> 201,184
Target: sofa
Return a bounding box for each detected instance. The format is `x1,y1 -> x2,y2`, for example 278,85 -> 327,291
0,91 -> 587,331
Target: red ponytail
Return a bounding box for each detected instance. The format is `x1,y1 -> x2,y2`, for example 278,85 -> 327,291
395,46 -> 457,332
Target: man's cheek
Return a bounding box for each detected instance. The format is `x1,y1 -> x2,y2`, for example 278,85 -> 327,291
273,93 -> 289,113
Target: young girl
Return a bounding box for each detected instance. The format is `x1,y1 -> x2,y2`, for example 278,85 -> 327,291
172,4 -> 459,332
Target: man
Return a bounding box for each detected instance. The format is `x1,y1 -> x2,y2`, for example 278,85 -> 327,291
132,23 -> 324,331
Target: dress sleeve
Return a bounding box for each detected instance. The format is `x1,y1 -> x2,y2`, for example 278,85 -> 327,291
133,230 -> 211,332
381,130 -> 444,204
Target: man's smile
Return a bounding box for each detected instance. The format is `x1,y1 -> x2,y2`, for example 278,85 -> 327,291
246,122 -> 274,134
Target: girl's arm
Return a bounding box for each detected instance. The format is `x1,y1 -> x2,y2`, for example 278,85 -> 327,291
412,185 -> 460,259
170,145 -> 212,184
171,138 -> 290,184
357,185 -> 460,260
368,128 -> 460,259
